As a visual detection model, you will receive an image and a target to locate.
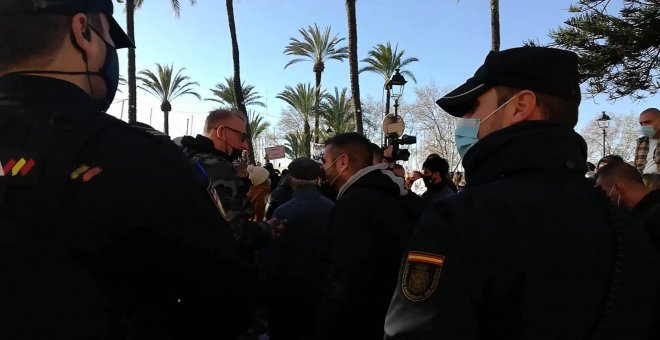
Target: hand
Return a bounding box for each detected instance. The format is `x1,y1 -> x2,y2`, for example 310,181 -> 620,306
383,145 -> 394,158
267,218 -> 286,238
235,161 -> 248,178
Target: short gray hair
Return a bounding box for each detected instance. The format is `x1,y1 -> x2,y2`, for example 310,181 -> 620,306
204,109 -> 246,132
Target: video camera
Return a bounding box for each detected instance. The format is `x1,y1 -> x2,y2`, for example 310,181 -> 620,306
382,114 -> 416,162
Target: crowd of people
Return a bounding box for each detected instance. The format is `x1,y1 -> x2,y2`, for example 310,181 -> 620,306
1,1 -> 660,339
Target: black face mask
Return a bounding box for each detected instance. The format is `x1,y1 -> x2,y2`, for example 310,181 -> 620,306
226,148 -> 243,163
423,175 -> 434,187
6,25 -> 120,112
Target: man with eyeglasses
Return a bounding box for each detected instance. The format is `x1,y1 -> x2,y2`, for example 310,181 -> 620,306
181,109 -> 279,260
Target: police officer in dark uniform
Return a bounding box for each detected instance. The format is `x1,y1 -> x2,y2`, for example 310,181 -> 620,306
384,47 -> 659,339
0,1 -> 253,338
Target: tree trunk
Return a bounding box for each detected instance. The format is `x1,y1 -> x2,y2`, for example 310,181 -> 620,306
303,121 -> 311,157
126,0 -> 137,124
163,110 -> 169,135
226,0 -> 256,164
314,71 -> 322,145
383,85 -> 391,145
490,0 -> 500,51
346,0 -> 363,135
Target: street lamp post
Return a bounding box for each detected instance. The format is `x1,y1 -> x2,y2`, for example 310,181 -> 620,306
384,69 -> 407,145
386,68 -> 407,119
596,111 -> 611,158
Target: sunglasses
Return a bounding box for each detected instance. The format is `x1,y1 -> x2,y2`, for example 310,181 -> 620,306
216,126 -> 247,142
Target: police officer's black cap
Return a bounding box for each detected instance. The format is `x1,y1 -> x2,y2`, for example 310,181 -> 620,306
0,0 -> 135,49
288,157 -> 322,181
436,47 -> 581,117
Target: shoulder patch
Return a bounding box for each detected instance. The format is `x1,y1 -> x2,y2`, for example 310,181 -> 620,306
71,164 -> 103,182
401,251 -> 445,302
0,150 -> 40,185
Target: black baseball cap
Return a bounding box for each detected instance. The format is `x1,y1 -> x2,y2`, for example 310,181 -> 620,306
0,0 -> 134,49
436,47 -> 581,117
289,157 -> 322,180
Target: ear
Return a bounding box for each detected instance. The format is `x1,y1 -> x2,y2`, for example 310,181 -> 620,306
510,90 -> 537,124
70,14 -> 94,57
338,154 -> 350,171
614,180 -> 626,195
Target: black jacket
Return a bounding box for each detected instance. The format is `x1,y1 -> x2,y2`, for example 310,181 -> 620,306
421,180 -> 455,205
0,75 -> 253,339
385,121 -> 658,340
265,173 -> 293,220
631,189 -> 660,251
319,164 -> 417,339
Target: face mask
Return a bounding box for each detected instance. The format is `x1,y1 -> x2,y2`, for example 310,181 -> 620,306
641,125 -> 657,138
6,25 -> 120,112
323,154 -> 345,187
422,175 -> 433,187
218,128 -> 245,163
454,93 -> 519,158
89,26 -> 120,112
608,184 -> 621,206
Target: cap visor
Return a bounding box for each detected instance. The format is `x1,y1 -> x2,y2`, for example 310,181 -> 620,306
108,16 -> 134,49
436,82 -> 488,117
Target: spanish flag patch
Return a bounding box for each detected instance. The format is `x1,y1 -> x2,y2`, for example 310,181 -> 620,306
401,251 -> 445,302
407,252 -> 445,266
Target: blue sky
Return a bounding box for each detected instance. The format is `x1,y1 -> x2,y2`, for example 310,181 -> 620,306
107,0 -> 658,138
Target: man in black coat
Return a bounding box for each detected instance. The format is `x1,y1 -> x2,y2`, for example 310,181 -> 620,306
0,1 -> 253,338
420,156 -> 455,204
595,160 -> 660,337
318,133 -> 418,339
384,47 -> 658,339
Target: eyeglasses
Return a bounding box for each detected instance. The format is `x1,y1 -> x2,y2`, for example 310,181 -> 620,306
216,126 -> 247,142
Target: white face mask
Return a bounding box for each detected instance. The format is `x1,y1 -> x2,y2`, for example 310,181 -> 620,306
323,154 -> 346,186
608,184 -> 621,207
454,93 -> 520,157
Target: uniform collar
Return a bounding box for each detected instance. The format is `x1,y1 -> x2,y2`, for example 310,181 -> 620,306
0,74 -> 95,112
463,121 -> 588,186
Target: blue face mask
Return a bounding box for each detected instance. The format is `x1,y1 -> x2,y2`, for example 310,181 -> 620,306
454,93 -> 519,158
641,125 -> 657,138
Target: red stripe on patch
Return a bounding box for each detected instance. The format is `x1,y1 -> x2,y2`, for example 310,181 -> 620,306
3,159 -> 16,175
19,159 -> 35,176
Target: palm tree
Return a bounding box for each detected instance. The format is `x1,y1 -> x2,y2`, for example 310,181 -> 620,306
137,63 -> 201,135
359,42 -> 418,117
284,23 -> 348,143
346,0 -> 363,134
322,87 -> 355,137
226,0 -> 256,164
206,77 -> 266,109
247,111 -> 271,141
491,0 -> 500,51
116,0 -> 197,123
276,83 -> 319,157
284,132 -> 307,159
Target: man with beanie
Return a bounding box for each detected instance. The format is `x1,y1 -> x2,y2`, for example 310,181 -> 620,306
259,157 -> 334,339
385,47 -> 658,339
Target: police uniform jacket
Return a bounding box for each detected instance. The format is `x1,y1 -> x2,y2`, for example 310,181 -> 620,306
384,121 -> 659,340
0,75 -> 254,339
